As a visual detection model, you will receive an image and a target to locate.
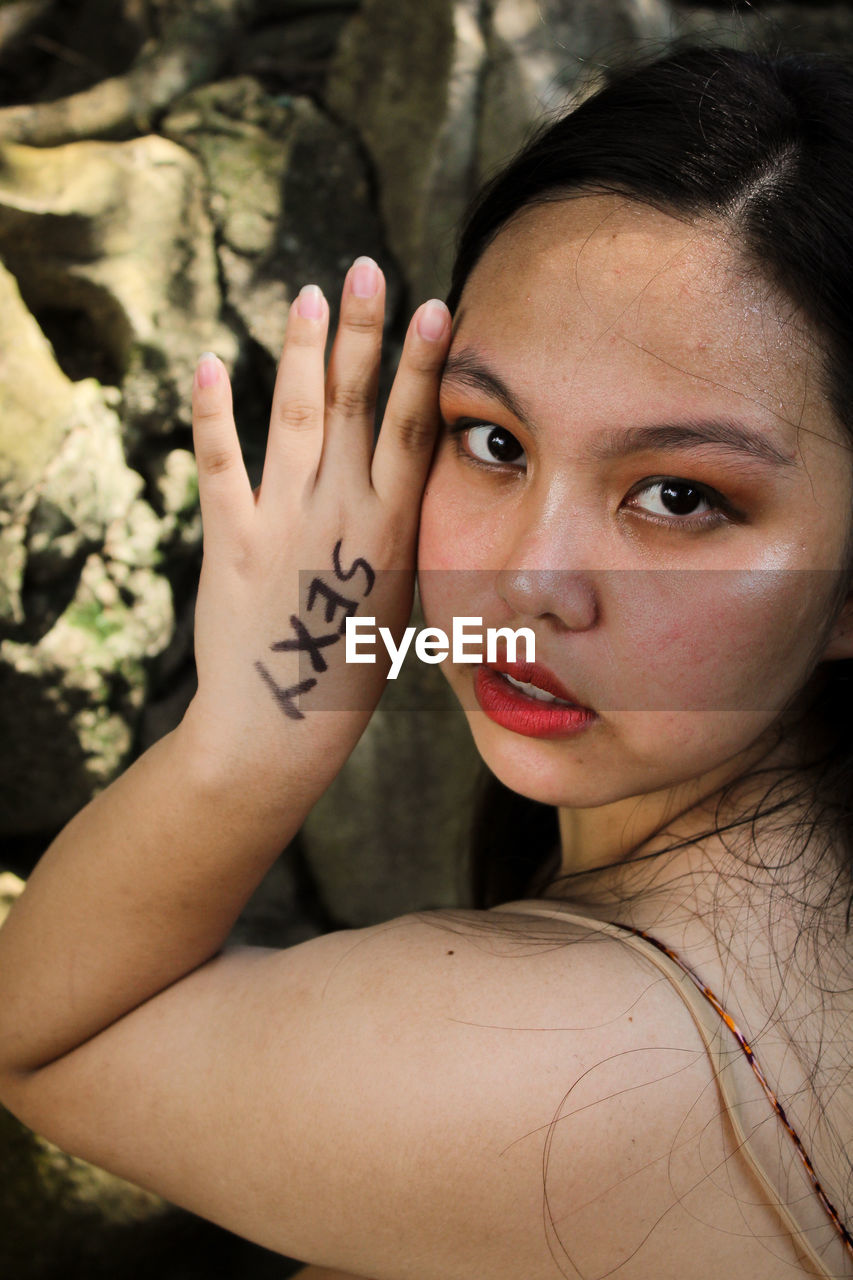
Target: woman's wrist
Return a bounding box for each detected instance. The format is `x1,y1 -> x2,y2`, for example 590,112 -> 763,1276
171,692 -> 371,837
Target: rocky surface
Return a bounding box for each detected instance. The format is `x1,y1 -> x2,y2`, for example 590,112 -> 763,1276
0,258 -> 177,839
0,131 -> 234,435
327,0 -> 678,301
162,73 -> 401,424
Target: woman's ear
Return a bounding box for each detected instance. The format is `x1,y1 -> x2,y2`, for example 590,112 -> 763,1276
819,586 -> 853,661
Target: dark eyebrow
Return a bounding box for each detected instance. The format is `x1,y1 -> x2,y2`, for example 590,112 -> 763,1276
441,348 -> 531,424
441,348 -> 797,469
590,420 -> 797,468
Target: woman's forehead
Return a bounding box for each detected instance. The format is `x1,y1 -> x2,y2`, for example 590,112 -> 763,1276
450,196 -> 832,447
464,197 -> 780,345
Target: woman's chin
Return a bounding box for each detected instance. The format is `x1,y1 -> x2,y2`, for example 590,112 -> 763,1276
463,717 -> 617,809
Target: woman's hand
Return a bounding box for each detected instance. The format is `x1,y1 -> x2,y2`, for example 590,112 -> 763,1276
182,259 -> 451,804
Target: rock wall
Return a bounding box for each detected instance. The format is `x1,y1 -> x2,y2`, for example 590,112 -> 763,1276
1,1 -> 852,1275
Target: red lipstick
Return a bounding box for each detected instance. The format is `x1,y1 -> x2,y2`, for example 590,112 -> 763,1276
474,660 -> 597,739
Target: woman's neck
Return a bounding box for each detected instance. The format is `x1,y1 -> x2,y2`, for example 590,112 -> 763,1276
550,722 -> 842,946
546,784 -> 853,1057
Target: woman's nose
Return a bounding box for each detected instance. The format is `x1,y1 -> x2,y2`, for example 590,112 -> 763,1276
496,566 -> 598,630
494,500 -> 600,630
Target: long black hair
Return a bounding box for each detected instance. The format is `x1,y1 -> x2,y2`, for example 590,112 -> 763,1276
449,44 -> 853,908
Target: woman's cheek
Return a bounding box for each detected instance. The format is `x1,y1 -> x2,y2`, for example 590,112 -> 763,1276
606,568 -> 818,716
593,573 -> 793,787
418,457 -> 505,629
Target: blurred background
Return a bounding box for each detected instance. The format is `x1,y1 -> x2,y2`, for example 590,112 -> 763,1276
1,0 -> 851,1274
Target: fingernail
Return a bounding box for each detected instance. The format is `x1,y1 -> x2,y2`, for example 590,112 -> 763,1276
297,283 -> 325,319
417,299 -> 449,341
351,256 -> 380,298
196,352 -> 220,388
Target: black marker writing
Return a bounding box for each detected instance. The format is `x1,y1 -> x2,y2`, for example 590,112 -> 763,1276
257,541 -> 376,720
271,613 -> 339,674
332,539 -> 374,595
307,578 -> 358,633
254,662 -> 317,722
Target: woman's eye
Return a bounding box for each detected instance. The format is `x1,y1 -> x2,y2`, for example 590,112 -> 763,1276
626,477 -> 730,528
462,423 -> 526,468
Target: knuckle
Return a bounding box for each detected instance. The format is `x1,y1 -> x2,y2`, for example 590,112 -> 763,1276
287,331 -> 323,350
393,411 -> 434,453
408,346 -> 445,376
285,327 -> 325,358
327,380 -> 374,417
193,401 -> 224,426
276,399 -> 319,432
285,319 -> 327,349
340,307 -> 382,335
199,447 -> 236,477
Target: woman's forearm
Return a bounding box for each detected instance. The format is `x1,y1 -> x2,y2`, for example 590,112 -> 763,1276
0,724 -> 307,1080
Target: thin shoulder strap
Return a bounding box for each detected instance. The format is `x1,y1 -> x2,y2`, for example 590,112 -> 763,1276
496,902 -> 841,1278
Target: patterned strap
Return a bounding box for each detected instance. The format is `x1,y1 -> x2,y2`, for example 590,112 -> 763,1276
608,918 -> 853,1266
495,901 -> 851,1275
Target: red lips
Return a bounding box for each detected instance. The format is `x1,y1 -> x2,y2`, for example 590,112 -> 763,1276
484,657 -> 591,710
473,661 -> 597,739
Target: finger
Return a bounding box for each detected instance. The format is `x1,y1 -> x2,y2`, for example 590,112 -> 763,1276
260,284 -> 329,508
370,299 -> 451,505
192,353 -> 253,542
318,256 -> 386,485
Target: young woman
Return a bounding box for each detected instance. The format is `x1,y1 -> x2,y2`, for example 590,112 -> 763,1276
1,44 -> 853,1280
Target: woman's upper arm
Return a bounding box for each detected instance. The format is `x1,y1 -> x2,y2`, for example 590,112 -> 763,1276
3,911 -> 724,1280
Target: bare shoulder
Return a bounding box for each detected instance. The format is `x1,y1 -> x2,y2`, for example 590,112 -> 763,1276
8,907 -> 815,1280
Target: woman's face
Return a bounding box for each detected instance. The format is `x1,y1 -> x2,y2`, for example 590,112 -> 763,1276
417,197 -> 853,820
